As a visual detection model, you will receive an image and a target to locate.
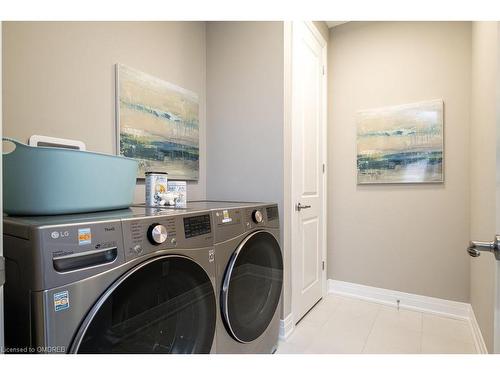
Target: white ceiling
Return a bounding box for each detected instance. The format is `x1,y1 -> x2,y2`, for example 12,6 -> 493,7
326,21 -> 349,28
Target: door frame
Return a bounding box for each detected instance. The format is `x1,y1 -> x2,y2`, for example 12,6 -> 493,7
495,22 -> 500,354
284,21 -> 328,329
0,21 -> 4,353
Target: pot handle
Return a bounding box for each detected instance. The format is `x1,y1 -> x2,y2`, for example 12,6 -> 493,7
2,137 -> 27,156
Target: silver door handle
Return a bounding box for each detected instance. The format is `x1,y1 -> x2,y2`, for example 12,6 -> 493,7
296,203 -> 311,211
467,235 -> 500,260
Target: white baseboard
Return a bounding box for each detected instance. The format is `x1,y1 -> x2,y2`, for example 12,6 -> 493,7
468,305 -> 488,354
328,279 -> 470,319
279,313 -> 294,340
328,279 -> 487,354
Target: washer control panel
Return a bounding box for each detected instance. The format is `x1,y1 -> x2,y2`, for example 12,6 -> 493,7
148,223 -> 168,245
122,213 -> 213,261
183,214 -> 211,239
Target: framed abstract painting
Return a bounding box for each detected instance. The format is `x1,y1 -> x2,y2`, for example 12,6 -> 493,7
116,64 -> 199,180
356,100 -> 444,184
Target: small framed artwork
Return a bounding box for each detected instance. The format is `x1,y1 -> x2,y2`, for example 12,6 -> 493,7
356,99 -> 444,184
116,64 -> 199,180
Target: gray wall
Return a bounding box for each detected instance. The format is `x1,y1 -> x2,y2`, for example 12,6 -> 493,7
328,22 -> 472,302
2,21 -> 207,202
205,22 -> 286,314
469,21 -> 499,353
3,19 -> 288,319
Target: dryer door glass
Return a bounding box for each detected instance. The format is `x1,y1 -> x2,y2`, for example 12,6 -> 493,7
222,231 -> 283,343
73,256 -> 216,353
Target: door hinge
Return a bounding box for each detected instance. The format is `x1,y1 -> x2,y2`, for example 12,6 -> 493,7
322,66 -> 325,75
322,163 -> 325,173
322,261 -> 325,271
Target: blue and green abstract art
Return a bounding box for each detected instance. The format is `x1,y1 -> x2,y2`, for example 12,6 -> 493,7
357,100 -> 444,184
116,64 -> 199,180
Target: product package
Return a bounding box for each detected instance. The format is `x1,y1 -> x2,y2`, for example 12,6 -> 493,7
166,181 -> 187,208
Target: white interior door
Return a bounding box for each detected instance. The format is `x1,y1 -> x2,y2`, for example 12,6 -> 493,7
468,21 -> 500,353
291,21 -> 327,323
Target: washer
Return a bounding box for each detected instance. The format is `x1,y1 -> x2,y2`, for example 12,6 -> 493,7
188,201 -> 283,354
3,206 -> 217,354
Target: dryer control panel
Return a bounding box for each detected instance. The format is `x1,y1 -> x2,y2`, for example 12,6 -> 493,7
213,204 -> 280,243
243,204 -> 280,231
212,208 -> 244,243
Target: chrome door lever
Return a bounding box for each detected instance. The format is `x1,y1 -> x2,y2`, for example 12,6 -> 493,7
296,203 -> 311,212
467,235 -> 500,261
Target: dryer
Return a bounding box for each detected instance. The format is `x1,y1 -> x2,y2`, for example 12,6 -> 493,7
3,206 -> 217,354
191,201 -> 283,354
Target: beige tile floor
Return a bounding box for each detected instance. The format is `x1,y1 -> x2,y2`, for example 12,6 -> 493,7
277,294 -> 478,354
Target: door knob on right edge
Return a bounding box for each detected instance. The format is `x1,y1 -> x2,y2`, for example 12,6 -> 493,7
467,235 -> 500,261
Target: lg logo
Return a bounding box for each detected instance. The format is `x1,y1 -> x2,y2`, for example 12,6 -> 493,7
51,231 -> 69,239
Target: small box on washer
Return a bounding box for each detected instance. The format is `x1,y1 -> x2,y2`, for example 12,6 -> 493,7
167,181 -> 187,208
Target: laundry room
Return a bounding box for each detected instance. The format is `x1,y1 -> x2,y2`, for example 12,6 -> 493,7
2,1 -> 500,374
1,20 -> 286,355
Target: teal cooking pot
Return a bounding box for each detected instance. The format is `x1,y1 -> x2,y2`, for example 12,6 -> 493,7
3,137 -> 138,216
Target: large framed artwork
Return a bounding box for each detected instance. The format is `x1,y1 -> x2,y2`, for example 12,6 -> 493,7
116,64 -> 199,180
356,99 -> 444,184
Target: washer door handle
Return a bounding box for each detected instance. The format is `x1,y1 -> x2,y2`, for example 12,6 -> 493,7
53,247 -> 117,272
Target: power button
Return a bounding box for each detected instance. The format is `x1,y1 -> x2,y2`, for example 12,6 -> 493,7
132,244 -> 143,255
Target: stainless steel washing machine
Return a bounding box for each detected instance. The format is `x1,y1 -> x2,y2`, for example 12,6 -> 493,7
188,201 -> 283,354
3,206 -> 217,354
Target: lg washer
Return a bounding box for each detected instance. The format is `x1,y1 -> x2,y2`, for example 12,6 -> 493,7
3,206 -> 217,354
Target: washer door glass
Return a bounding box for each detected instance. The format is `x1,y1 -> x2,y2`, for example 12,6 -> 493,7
73,256 -> 215,353
222,231 -> 283,343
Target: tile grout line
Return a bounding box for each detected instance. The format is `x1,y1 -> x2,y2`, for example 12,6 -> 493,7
360,305 -> 382,354
301,296 -> 346,354
323,295 -> 346,323
420,313 -> 477,354
303,296 -> 344,330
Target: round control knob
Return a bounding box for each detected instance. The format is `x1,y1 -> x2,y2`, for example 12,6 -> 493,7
147,223 -> 168,245
252,210 -> 264,224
